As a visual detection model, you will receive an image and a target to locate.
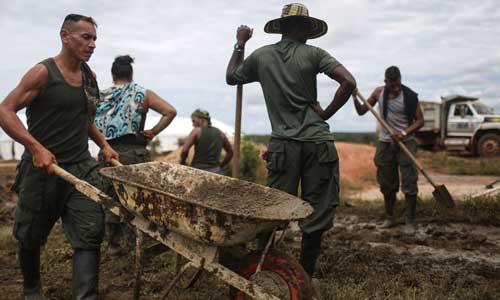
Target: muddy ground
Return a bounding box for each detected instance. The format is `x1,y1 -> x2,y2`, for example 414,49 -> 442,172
1,152 -> 499,299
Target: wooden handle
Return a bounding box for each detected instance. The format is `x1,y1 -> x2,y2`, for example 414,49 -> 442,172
232,46 -> 245,179
52,164 -> 85,186
232,84 -> 242,179
110,158 -> 122,166
355,91 -> 438,188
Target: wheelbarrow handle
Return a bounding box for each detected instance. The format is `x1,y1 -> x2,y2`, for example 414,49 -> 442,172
52,164 -> 85,187
52,158 -> 122,186
110,158 -> 123,166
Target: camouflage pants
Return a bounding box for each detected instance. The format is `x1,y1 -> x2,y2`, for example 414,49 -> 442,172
374,139 -> 419,196
12,158 -> 104,250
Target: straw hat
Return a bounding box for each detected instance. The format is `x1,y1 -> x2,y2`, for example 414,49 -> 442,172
264,3 -> 328,39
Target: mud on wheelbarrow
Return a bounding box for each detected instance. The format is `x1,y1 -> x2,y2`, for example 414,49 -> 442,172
97,162 -> 314,300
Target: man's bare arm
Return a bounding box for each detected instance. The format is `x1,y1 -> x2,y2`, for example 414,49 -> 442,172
219,133 -> 233,168
352,87 -> 382,115
180,128 -> 200,165
311,65 -> 356,120
0,64 -> 58,172
226,25 -> 253,85
140,90 -> 177,140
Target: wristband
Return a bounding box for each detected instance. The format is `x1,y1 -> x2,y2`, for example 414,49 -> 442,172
234,43 -> 244,52
401,130 -> 407,137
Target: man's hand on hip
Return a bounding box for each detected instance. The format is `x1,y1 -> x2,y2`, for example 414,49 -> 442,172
311,102 -> 327,120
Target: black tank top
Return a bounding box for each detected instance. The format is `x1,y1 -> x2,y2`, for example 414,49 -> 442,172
191,126 -> 223,169
22,58 -> 91,163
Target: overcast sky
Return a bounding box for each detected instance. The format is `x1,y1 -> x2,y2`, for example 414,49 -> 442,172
0,0 -> 498,134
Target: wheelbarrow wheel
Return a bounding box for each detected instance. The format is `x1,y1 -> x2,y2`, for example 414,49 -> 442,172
229,249 -> 312,300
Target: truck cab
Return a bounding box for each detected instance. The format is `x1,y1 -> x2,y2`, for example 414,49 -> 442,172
416,95 -> 500,157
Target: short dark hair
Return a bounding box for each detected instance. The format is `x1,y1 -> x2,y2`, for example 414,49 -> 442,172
385,66 -> 401,81
111,55 -> 134,80
61,14 -> 97,31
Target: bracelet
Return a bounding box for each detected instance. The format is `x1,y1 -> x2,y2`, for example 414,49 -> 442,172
234,43 -> 244,52
401,130 -> 407,136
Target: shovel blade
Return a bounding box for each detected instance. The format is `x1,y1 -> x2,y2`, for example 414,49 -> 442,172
433,185 -> 455,208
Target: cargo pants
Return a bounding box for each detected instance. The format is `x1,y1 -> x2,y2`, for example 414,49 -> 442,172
374,139 -> 419,196
12,158 -> 105,250
265,138 -> 339,234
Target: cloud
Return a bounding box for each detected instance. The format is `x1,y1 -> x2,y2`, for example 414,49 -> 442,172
0,0 -> 498,136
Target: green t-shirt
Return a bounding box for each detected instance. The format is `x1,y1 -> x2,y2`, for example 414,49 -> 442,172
231,38 -> 341,142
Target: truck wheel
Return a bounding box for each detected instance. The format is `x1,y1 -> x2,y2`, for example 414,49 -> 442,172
477,133 -> 500,157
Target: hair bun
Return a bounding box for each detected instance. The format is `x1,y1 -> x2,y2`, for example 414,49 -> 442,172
114,55 -> 134,65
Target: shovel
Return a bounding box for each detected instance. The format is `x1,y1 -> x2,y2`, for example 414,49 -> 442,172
355,91 -> 455,208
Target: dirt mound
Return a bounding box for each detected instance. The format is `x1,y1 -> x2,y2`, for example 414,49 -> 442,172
335,142 -> 376,188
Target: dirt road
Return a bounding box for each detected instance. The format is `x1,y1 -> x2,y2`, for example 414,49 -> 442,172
350,173 -> 499,201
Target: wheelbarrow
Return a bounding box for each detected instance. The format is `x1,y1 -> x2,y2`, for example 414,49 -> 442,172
53,161 -> 314,300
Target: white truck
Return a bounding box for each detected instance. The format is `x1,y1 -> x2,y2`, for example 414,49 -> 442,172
415,95 -> 500,157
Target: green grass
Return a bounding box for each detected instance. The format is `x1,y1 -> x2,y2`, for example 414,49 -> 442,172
418,151 -> 500,176
245,132 -> 378,146
340,194 -> 500,226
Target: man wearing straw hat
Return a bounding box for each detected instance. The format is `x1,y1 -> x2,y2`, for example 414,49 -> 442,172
226,3 -> 356,278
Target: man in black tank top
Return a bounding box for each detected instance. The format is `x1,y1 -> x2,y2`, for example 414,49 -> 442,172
0,14 -> 118,300
180,109 -> 233,174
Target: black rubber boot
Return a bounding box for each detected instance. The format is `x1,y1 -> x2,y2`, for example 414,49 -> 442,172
106,223 -> 122,256
403,194 -> 417,234
19,246 -> 43,300
405,194 -> 417,224
72,250 -> 100,300
299,231 -> 323,277
380,193 -> 397,228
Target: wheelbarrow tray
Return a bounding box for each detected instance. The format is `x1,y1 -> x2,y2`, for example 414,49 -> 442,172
100,162 -> 312,247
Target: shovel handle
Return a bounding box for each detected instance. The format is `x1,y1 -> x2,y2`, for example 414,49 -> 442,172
355,91 -> 439,188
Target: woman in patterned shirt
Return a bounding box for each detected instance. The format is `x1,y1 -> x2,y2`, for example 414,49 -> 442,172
95,55 -> 177,255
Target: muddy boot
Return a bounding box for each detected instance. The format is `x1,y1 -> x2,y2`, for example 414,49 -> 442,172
19,246 -> 44,300
72,250 -> 100,300
299,231 -> 323,278
106,223 -> 122,256
380,193 -> 396,228
403,194 -> 417,234
311,278 -> 322,300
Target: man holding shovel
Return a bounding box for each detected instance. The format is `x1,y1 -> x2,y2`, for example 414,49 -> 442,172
0,14 -> 118,299
352,66 -> 424,233
226,3 -> 356,279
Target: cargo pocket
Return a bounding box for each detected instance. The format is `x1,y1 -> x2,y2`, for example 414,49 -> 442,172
265,141 -> 286,174
13,161 -> 45,247
374,142 -> 392,167
317,141 -> 339,180
11,161 -> 23,194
